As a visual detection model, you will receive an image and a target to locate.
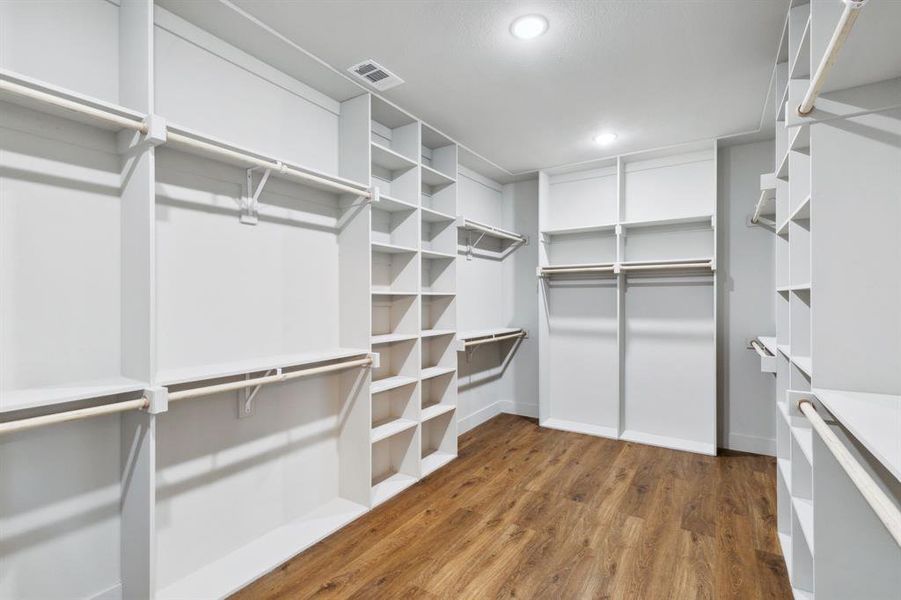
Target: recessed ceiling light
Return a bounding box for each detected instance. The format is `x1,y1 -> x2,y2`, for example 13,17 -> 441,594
594,132 -> 618,145
511,15 -> 548,40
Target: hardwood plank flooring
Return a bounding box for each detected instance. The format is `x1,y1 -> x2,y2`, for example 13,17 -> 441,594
233,414 -> 792,600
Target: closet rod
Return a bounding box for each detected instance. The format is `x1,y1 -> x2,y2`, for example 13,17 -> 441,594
798,400 -> 901,547
168,357 -> 372,403
462,331 -> 526,348
620,261 -> 713,272
0,78 -> 147,132
460,218 -> 525,243
750,340 -> 773,358
539,265 -> 615,276
797,0 -> 868,116
0,398 -> 149,436
166,131 -> 372,198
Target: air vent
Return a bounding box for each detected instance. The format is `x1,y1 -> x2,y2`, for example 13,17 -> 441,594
348,60 -> 404,91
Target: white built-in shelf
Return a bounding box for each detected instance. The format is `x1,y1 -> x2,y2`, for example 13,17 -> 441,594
420,164 -> 455,187
776,218 -> 790,235
778,532 -> 792,575
421,329 -> 456,339
421,366 -> 456,381
789,124 -> 810,154
778,457 -> 792,486
792,424 -> 813,465
371,375 -> 418,395
790,283 -> 811,292
371,290 -> 418,297
789,195 -> 811,222
456,217 -> 526,244
421,451 -> 456,476
794,588 -> 813,600
421,249 -> 456,260
370,417 -> 418,443
421,403 -> 455,422
374,193 -> 418,213
813,387 -> 901,481
371,142 -> 417,172
620,214 -> 714,230
778,400 -> 791,426
789,17 -> 811,80
157,348 -> 370,387
458,327 -> 522,341
540,223 -> 617,236
791,355 -> 812,377
793,496 -> 814,549
776,286 -> 791,294
420,291 -> 456,297
1,377 -> 147,414
371,333 -> 419,346
758,336 -> 778,356
155,497 -> 367,600
371,241 -> 418,254
619,257 -> 714,268
371,472 -> 417,507
420,207 -> 455,223
778,344 -> 791,357
776,150 -> 790,181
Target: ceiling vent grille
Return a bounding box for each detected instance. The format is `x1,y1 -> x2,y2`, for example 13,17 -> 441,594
348,60 -> 404,91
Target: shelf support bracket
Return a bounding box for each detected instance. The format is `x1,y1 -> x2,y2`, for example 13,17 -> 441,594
465,230 -> 487,261
240,165 -> 277,225
238,368 -> 279,418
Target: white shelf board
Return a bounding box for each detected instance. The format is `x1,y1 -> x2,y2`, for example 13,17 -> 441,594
157,348 -> 369,387
421,451 -> 456,476
371,333 -> 419,346
420,207 -> 455,223
758,336 -> 778,356
370,417 -> 418,443
789,124 -> 810,154
620,214 -> 714,229
778,344 -> 791,357
458,327 -> 522,341
371,241 -> 418,255
155,497 -> 367,600
793,588 -> 813,600
371,472 -> 417,507
420,291 -> 456,297
778,532 -> 792,576
789,17 -> 811,80
792,424 -> 813,465
421,249 -> 456,260
540,223 -> 617,236
792,496 -> 814,550
371,142 -> 417,172
421,403 -> 456,422
421,366 -> 456,381
420,329 -> 455,339
420,164 -> 455,187
374,193 -> 417,213
776,150 -> 790,181
789,195 -> 811,221
813,387 -> 901,481
371,290 -> 418,297
371,375 -> 418,395
778,457 -> 792,486
1,377 -> 147,414
791,355 -> 812,378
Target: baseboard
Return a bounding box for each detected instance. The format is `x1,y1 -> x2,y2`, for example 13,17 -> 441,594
620,430 -> 717,456
540,418 -> 618,439
458,400 -> 538,434
90,583 -> 122,600
726,432 -> 776,457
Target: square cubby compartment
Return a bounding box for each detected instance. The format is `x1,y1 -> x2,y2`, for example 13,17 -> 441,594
421,181 -> 455,216
372,247 -> 418,294
421,255 -> 455,294
372,294 -> 418,340
421,295 -> 455,333
421,218 -> 456,255
372,338 -> 419,388
422,369 -> 455,416
371,426 -> 419,506
372,203 -> 418,249
421,410 -> 456,476
371,380 -> 418,442
422,335 -> 455,372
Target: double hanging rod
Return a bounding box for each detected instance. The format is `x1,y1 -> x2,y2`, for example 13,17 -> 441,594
0,357 -> 372,437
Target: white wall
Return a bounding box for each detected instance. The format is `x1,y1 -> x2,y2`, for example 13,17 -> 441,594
717,140 -> 776,455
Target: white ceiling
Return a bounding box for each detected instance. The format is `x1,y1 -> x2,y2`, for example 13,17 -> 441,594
177,0 -> 789,174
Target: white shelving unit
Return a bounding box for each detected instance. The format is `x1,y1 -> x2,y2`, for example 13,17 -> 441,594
760,1 -> 901,596
538,142 -> 717,455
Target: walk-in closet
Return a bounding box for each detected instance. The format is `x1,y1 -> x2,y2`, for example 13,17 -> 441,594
1,1 -> 898,598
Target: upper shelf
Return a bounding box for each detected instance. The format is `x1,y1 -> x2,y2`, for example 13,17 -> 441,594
620,214 -> 715,230
421,164 -> 455,188
371,142 -> 417,172
157,348 -> 370,387
813,387 -> 901,482
1,377 -> 147,415
457,217 -> 526,245
540,223 -> 616,237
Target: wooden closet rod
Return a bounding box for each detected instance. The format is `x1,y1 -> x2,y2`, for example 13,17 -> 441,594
0,357 -> 372,437
798,400 -> 901,547
0,77 -> 147,132
797,0 -> 868,116
462,331 -> 526,348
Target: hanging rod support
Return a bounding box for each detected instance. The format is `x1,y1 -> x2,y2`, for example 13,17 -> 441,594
239,369 -> 279,417
241,165 -> 276,225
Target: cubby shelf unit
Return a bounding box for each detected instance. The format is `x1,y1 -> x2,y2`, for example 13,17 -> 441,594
538,141 -> 718,455
763,0 -> 901,595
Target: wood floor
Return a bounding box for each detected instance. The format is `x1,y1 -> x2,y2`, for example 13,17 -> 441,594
234,414 -> 792,600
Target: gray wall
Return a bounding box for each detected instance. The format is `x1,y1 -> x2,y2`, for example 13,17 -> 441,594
717,140 -> 776,455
